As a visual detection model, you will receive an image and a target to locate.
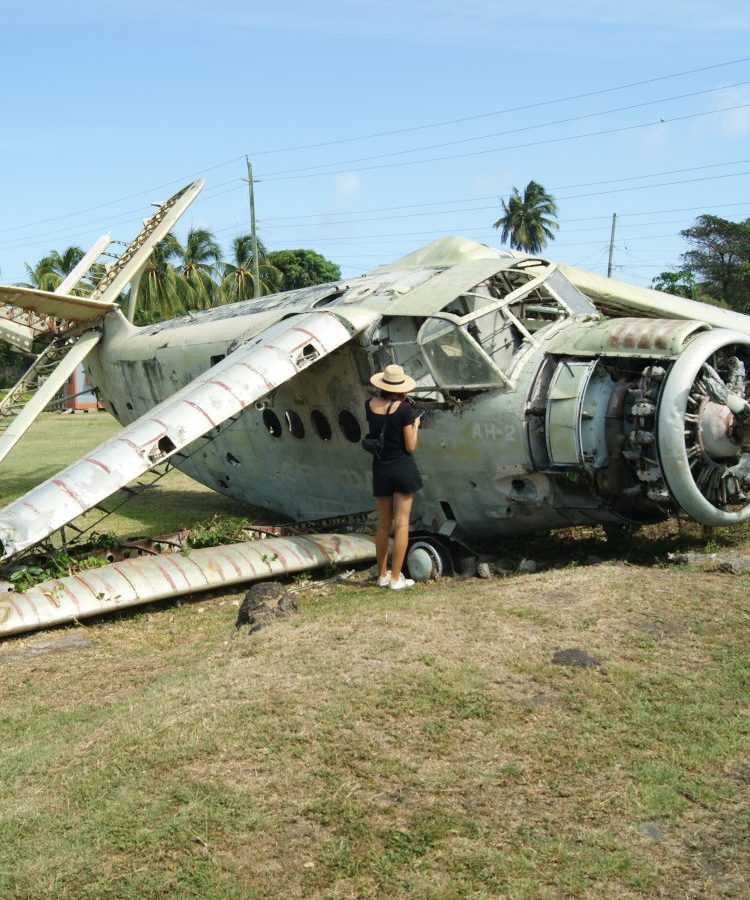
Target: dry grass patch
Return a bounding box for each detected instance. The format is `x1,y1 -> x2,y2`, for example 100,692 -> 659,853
0,552 -> 747,897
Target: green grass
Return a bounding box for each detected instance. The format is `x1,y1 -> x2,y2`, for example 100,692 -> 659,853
0,412 -> 261,540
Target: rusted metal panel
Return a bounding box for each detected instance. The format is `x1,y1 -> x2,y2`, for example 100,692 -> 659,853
559,264 -> 750,338
0,533 -> 376,637
547,318 -> 707,357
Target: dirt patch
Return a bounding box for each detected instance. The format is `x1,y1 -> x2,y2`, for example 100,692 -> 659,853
0,629 -> 96,661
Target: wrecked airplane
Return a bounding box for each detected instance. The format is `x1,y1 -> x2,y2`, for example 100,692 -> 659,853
2,178 -> 750,632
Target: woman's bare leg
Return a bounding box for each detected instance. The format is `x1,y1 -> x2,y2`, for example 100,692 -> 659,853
375,496 -> 393,578
390,492 -> 414,581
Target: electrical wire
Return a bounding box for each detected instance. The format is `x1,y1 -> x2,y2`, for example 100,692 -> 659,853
258,102 -> 750,181
257,81 -> 750,178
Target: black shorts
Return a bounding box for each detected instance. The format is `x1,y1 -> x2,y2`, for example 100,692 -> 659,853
372,455 -> 423,497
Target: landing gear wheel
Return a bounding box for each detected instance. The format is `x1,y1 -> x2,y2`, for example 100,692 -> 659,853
406,540 -> 449,582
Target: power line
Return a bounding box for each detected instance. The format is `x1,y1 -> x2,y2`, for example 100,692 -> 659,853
259,158 -> 750,224
247,55 -> 750,155
258,102 -> 750,181
254,169 -> 750,231
257,81 -> 750,178
2,56 -> 748,236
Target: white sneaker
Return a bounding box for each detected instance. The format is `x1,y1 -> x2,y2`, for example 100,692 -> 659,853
389,575 -> 415,590
377,570 -> 391,587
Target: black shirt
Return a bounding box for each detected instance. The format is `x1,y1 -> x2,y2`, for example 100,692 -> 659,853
364,399 -> 418,461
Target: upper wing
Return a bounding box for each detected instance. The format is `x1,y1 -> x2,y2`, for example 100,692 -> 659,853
0,307 -> 377,560
560,264 -> 750,337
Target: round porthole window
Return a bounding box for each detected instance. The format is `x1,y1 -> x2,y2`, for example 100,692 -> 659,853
338,410 -> 362,443
285,410 -> 305,439
263,409 -> 282,437
311,410 -> 332,441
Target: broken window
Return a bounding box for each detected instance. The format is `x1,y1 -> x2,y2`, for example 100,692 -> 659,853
418,318 -> 505,390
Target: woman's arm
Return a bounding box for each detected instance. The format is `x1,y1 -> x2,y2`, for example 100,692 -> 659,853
403,415 -> 421,454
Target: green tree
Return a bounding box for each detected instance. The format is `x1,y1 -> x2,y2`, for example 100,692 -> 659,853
679,215 -> 750,311
133,234 -> 192,322
492,180 -> 559,254
651,270 -> 697,299
220,235 -> 282,303
23,246 -> 86,293
173,228 -> 222,310
266,249 -> 341,289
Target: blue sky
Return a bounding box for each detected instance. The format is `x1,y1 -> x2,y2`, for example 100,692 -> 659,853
2,1 -> 750,288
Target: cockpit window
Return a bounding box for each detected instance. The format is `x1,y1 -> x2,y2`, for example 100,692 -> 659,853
418,268 -> 599,392
418,318 -> 506,389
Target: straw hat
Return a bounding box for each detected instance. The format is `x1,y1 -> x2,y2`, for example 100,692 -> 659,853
370,363 -> 416,393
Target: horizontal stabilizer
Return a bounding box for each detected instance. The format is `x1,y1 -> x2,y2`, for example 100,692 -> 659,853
0,285 -> 114,323
0,308 -> 377,559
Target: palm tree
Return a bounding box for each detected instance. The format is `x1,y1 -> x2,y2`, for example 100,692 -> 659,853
133,234 -> 192,321
173,228 -> 222,310
493,181 -> 559,254
23,246 -> 86,293
220,235 -> 282,303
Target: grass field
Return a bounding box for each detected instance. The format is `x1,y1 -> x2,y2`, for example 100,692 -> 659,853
0,414 -> 748,897
0,412 -> 260,538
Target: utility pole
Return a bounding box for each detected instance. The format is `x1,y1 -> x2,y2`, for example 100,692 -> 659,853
245,156 -> 261,298
607,212 -> 617,278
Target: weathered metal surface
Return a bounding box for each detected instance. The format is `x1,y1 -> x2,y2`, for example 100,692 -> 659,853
0,533 -> 376,637
0,316 -> 35,353
378,258 -> 517,316
547,318 -> 708,357
0,309 -> 376,559
657,329 -> 750,526
89,180 -> 204,303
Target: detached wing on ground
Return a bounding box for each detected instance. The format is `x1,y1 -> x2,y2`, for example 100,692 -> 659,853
0,307 -> 376,560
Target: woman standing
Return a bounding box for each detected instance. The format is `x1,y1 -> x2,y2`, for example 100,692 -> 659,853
364,364 -> 423,590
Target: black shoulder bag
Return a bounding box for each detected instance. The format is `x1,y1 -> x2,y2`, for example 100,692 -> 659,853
361,401 -> 396,460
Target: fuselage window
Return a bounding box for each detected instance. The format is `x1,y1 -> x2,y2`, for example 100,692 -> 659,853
338,410 -> 362,443
263,409 -> 282,437
286,410 -> 305,439
311,410 -> 332,441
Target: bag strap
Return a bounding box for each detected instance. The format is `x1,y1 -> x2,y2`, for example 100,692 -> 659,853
376,399 -> 399,442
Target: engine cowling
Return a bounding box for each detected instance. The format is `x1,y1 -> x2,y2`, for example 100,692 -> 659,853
657,329 -> 750,526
